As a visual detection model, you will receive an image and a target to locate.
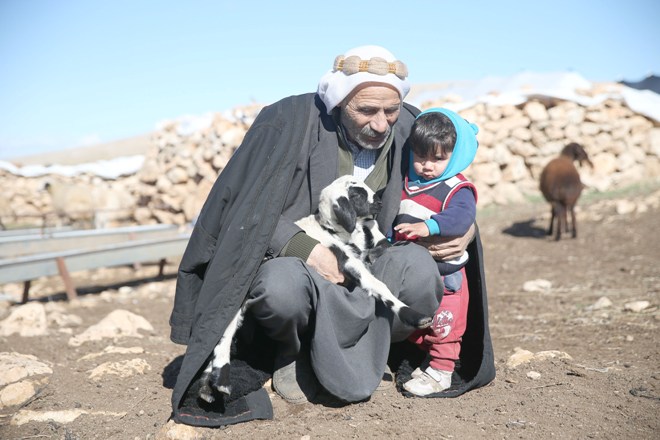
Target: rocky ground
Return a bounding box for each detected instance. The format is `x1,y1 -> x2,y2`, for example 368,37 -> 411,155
0,183 -> 658,440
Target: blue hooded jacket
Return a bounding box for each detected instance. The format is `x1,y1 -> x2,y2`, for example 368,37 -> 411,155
408,107 -> 479,185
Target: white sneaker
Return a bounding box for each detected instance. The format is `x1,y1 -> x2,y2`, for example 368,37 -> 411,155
403,367 -> 452,396
410,367 -> 424,379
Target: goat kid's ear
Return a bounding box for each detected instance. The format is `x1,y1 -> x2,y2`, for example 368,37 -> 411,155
333,196 -> 357,233
348,186 -> 370,217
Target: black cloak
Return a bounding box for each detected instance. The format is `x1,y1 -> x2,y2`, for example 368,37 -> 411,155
168,93 -> 495,427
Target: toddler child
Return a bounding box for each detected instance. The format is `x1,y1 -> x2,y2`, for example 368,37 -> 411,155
392,107 -> 479,396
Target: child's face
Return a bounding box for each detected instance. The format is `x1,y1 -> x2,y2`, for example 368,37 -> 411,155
412,147 -> 452,180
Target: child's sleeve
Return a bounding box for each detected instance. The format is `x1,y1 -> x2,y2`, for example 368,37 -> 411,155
426,187 -> 477,236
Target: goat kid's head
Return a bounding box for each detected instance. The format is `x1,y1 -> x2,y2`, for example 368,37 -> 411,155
562,142 -> 593,168
318,175 -> 381,233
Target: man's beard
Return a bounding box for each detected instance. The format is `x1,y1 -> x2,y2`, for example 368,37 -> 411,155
355,124 -> 391,150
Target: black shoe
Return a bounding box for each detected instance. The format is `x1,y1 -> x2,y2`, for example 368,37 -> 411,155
272,353 -> 319,404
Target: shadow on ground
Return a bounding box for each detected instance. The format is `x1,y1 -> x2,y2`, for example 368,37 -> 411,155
501,219 -> 548,238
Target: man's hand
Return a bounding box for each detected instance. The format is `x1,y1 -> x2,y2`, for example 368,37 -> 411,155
306,244 -> 345,284
417,223 -> 476,261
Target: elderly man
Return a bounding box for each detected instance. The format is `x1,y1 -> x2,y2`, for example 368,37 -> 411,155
169,45 -> 494,427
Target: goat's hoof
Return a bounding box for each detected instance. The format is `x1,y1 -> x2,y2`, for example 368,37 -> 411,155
210,364 -> 232,396
198,372 -> 216,404
398,307 -> 433,329
417,316 -> 433,329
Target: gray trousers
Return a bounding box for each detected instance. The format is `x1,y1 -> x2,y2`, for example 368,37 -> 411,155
245,243 -> 442,401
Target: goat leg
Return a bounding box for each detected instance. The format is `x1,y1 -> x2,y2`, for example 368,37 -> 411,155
547,206 -> 556,236
341,254 -> 432,329
570,206 -> 577,238
555,204 -> 564,241
198,306 -> 245,403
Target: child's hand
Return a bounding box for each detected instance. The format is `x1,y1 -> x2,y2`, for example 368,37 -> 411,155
394,222 -> 430,239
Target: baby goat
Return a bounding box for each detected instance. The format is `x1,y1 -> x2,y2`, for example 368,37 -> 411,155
539,142 -> 593,241
198,175 -> 433,403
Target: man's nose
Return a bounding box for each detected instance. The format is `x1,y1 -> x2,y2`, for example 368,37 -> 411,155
370,111 -> 388,133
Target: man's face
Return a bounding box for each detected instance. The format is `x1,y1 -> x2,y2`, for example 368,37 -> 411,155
339,84 -> 401,150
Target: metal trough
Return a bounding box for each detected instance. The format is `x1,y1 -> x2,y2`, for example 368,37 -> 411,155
0,224 -> 182,258
0,228 -> 191,302
0,226 -> 74,238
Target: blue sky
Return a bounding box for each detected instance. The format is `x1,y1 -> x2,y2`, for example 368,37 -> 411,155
1,0 -> 658,159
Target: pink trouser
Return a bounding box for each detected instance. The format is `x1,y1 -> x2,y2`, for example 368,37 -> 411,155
408,267 -> 469,372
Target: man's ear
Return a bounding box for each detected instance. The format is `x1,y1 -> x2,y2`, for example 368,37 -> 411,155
333,196 -> 356,233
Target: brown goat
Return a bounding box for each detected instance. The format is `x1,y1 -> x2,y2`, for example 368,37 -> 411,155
539,142 -> 593,241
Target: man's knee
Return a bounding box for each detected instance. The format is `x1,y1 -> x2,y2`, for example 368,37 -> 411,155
247,257 -> 313,320
374,244 -> 441,298
401,244 -> 443,298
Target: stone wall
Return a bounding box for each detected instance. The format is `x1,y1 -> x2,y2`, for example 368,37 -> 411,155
451,97 -> 660,205
1,92 -> 658,229
0,173 -> 138,229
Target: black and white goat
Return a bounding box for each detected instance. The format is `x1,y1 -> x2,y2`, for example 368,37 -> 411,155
198,175 -> 433,403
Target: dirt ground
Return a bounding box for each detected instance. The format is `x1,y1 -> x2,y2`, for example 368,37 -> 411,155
1,183 -> 658,440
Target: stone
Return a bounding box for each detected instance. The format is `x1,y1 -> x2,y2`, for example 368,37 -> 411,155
624,301 -> 651,313
590,297 -> 613,310
470,162 -> 502,186
534,350 -> 572,362
506,347 -> 572,369
88,358 -> 151,380
68,309 -> 154,347
501,156 -> 530,182
78,346 -> 145,361
0,379 -> 44,408
0,302 -> 48,337
506,348 -> 535,368
156,420 -> 206,440
166,167 -> 189,185
0,352 -> 52,387
522,279 -> 552,292
591,152 -> 618,176
615,200 -> 637,215
523,101 -> 549,122
11,409 -> 126,426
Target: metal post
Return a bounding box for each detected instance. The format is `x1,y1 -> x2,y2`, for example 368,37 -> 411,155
21,280 -> 31,304
55,257 -> 78,301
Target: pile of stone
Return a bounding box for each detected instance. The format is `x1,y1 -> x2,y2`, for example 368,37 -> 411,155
128,88 -> 659,222
1,86 -> 659,229
131,105 -> 262,226
440,94 -> 660,206
0,173 -> 138,230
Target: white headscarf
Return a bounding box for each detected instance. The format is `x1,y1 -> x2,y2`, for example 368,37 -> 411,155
317,45 -> 410,114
